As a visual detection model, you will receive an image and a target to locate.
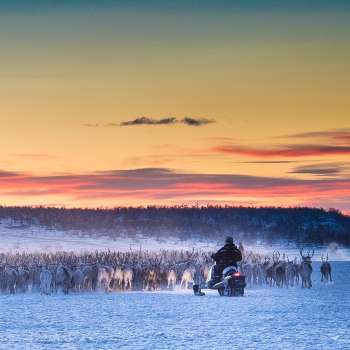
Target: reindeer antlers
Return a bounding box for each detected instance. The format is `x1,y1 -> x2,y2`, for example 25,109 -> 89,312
272,250 -> 280,263
300,247 -> 314,259
272,250 -> 280,257
307,249 -> 314,258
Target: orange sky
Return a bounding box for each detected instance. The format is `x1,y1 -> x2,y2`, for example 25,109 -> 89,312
1,3 -> 350,212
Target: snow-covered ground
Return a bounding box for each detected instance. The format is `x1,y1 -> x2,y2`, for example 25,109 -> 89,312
0,262 -> 349,350
1,220 -> 350,261
0,220 -> 215,253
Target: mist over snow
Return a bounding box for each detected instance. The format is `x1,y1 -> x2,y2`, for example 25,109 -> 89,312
1,219 -> 349,261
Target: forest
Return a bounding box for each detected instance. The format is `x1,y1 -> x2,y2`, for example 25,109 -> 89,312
0,205 -> 349,245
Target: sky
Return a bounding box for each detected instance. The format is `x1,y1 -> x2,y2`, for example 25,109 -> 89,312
1,1 -> 350,212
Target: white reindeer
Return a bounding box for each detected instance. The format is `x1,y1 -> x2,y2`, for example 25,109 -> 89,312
167,269 -> 177,290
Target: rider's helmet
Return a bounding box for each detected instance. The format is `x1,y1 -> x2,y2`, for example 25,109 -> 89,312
225,236 -> 234,245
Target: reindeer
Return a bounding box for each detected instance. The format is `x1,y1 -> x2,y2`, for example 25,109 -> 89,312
293,257 -> 300,286
285,257 -> 298,287
277,254 -> 288,288
123,267 -> 133,291
97,265 -> 114,292
252,256 -> 264,286
3,266 -> 18,294
167,269 -> 177,290
82,264 -> 99,291
55,264 -> 73,294
144,268 -> 159,291
299,248 -> 314,288
264,251 -> 279,287
180,266 -> 195,289
159,264 -> 169,289
272,251 -> 287,288
320,253 -> 332,283
28,263 -> 41,292
17,266 -> 30,293
40,267 -> 53,295
201,264 -> 209,283
1,248 -> 326,295
261,256 -> 271,285
72,267 -> 84,292
111,267 -> 124,291
131,263 -> 144,291
240,252 -> 253,287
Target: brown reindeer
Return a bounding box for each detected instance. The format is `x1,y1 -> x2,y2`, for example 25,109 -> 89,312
320,254 -> 332,283
274,252 -> 287,288
299,248 -> 314,288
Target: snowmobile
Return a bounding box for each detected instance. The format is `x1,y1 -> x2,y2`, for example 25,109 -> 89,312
193,264 -> 246,297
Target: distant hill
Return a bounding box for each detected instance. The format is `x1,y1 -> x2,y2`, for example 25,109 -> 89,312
0,206 -> 349,245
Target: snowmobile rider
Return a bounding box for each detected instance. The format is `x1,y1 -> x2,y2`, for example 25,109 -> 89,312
209,237 -> 242,284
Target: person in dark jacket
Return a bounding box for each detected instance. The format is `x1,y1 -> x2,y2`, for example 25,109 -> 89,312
209,237 -> 242,285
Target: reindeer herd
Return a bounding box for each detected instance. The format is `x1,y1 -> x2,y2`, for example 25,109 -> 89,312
240,248 -> 317,289
0,250 -> 210,295
0,247 -> 333,296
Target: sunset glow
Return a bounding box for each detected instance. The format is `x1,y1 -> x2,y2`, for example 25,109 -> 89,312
1,1 -> 350,212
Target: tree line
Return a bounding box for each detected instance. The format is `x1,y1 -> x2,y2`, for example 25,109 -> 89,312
0,205 -> 349,245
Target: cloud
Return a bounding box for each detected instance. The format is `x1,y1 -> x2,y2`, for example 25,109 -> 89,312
233,160 -> 301,164
83,123 -> 99,128
289,163 -> 349,177
104,123 -> 119,127
181,117 -> 215,126
0,170 -> 18,178
13,154 -> 55,160
120,117 -> 177,126
83,117 -> 216,128
287,128 -> 350,138
285,128 -> 350,144
213,144 -> 350,158
0,167 -> 350,211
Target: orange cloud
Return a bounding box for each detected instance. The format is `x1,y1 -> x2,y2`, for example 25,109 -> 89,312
213,144 -> 350,158
0,168 -> 350,211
